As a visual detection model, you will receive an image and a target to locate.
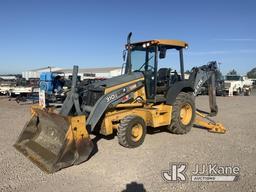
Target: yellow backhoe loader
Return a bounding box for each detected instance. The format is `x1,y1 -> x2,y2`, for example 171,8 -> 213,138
14,33 -> 226,173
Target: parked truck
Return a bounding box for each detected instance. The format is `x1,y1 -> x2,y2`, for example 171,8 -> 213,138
224,75 -> 253,96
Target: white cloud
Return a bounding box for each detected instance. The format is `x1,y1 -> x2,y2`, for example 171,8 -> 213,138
214,38 -> 256,42
188,49 -> 256,55
188,50 -> 230,55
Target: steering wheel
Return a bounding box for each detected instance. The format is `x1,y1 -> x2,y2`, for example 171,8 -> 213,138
146,64 -> 155,71
134,65 -> 154,73
134,64 -> 154,73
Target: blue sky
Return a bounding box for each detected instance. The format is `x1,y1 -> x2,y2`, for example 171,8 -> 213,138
0,0 -> 255,75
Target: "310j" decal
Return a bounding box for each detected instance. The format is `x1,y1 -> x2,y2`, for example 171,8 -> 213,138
106,94 -> 118,103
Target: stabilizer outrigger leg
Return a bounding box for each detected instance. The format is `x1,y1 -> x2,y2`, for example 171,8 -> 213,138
194,110 -> 226,133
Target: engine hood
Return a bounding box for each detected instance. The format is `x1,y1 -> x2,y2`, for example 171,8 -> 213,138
92,72 -> 144,89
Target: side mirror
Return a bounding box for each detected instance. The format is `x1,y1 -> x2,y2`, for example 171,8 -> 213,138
159,47 -> 166,59
123,50 -> 127,62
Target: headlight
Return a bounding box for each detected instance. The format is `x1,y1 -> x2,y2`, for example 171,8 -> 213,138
142,42 -> 150,48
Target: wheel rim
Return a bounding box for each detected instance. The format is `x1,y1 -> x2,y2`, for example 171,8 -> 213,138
131,123 -> 143,142
180,103 -> 193,125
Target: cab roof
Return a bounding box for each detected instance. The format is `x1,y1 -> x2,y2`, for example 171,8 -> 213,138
130,39 -> 188,48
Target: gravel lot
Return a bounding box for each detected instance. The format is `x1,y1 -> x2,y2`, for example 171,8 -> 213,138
0,93 -> 256,192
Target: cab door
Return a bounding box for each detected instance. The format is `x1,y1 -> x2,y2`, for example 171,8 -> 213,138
130,45 -> 157,100
143,46 -> 157,99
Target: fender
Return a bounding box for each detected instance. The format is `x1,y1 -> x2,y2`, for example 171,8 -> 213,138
166,80 -> 194,105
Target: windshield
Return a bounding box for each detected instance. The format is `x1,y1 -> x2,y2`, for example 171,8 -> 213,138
226,75 -> 241,81
131,46 -> 155,72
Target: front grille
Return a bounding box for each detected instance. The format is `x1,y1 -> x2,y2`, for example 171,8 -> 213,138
224,82 -> 231,89
81,87 -> 104,107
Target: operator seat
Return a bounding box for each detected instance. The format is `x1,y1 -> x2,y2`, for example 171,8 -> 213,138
157,68 -> 171,94
170,70 -> 181,84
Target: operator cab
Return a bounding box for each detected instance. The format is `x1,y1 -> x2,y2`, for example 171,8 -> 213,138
124,37 -> 188,103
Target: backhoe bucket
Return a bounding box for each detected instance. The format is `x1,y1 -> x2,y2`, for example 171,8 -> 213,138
14,108 -> 94,173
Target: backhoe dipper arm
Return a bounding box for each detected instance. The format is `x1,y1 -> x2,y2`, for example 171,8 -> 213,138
189,61 -> 226,133
189,61 -> 218,116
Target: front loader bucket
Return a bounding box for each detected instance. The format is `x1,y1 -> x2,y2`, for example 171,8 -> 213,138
14,108 -> 94,173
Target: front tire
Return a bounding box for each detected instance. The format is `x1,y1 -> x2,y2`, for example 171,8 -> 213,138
117,115 -> 146,148
168,92 -> 195,134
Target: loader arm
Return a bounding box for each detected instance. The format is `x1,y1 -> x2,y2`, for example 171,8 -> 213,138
59,65 -> 82,116
14,66 -> 94,173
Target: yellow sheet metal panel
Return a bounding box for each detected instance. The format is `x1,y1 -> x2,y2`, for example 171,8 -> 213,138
130,39 -> 188,48
134,104 -> 172,127
100,104 -> 172,135
104,77 -> 144,94
133,86 -> 147,101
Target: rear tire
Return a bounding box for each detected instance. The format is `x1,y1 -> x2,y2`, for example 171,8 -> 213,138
168,92 -> 195,134
117,115 -> 146,148
244,89 -> 251,96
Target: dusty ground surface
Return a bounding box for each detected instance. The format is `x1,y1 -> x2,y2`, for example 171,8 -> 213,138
0,93 -> 256,192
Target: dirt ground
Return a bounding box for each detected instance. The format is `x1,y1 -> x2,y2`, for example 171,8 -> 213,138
0,93 -> 256,192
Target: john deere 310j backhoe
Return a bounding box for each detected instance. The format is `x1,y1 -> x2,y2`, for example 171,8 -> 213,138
14,33 -> 226,173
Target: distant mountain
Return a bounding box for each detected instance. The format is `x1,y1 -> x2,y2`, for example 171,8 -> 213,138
247,68 -> 256,78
